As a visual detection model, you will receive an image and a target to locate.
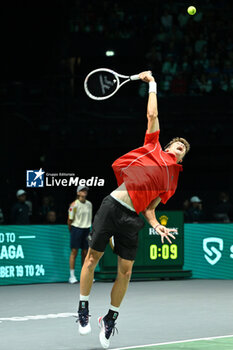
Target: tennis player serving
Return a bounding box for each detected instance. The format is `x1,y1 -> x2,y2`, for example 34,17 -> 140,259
77,71 -> 190,349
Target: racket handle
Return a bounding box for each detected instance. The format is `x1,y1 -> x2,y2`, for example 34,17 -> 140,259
130,74 -> 140,81
130,71 -> 152,81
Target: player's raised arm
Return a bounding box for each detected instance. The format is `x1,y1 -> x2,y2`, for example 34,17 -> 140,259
139,71 -> 160,133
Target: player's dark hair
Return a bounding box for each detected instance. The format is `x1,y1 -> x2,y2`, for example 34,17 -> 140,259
164,137 -> 190,155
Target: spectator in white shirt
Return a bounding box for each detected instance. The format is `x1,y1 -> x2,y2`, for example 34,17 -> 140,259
67,186 -> 92,284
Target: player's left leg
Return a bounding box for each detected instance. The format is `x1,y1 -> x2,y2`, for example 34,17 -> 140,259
98,257 -> 134,349
78,248 -> 103,336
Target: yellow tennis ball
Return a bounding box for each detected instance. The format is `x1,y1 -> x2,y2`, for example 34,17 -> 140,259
187,6 -> 196,15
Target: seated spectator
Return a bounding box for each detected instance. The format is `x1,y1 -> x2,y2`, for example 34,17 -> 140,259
138,82 -> 148,98
160,75 -> 172,95
156,25 -> 169,43
45,210 -> 57,224
162,55 -> 177,75
213,192 -> 233,223
95,19 -> 104,34
189,74 -> 201,95
229,74 -> 233,92
0,208 -> 4,224
166,40 -> 179,58
178,12 -> 189,28
196,74 -> 213,94
11,190 -> 30,224
193,10 -> 203,23
39,195 -> 55,223
195,34 -> 207,53
161,10 -> 173,30
187,196 -> 204,223
219,74 -> 229,93
223,59 -> 233,75
25,199 -> 33,217
183,199 -> 191,222
182,55 -> 192,74
205,59 -> 220,87
146,45 -> 162,69
171,25 -> 183,43
193,52 -> 209,72
170,72 -> 187,95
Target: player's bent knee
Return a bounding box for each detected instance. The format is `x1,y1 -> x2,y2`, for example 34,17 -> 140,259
86,257 -> 97,271
118,261 -> 133,280
118,268 -> 132,281
125,270 -> 132,280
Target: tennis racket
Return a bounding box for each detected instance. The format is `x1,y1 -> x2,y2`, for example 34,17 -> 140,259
84,68 -> 149,100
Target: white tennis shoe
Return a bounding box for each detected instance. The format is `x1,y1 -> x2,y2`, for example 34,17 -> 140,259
98,316 -> 118,349
77,307 -> 91,335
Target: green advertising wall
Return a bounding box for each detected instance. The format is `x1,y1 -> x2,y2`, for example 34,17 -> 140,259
184,224 -> 233,279
0,225 -> 82,285
1,223 -> 233,285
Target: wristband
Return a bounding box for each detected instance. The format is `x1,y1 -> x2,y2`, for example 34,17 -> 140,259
149,81 -> 157,94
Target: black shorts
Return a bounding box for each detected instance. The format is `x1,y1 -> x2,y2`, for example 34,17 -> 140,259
88,195 -> 145,260
70,226 -> 90,250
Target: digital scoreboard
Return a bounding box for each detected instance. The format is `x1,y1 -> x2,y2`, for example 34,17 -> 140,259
97,211 -> 192,279
150,243 -> 178,261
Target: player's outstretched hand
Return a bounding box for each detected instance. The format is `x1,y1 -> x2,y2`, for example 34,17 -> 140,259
155,225 -> 177,244
139,71 -> 154,83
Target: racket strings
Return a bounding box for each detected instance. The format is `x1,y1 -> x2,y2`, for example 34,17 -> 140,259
86,71 -> 118,99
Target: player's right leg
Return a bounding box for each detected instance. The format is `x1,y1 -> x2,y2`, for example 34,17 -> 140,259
77,248 -> 103,335
98,257 -> 134,349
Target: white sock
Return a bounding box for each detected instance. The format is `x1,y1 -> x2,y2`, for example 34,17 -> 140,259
110,304 -> 120,313
70,269 -> 75,278
80,294 -> 89,302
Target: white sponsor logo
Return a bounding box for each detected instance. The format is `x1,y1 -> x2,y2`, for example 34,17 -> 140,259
203,237 -> 223,265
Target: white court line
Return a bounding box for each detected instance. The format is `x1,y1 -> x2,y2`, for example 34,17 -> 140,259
113,334 -> 233,350
18,236 -> 36,239
0,313 -> 76,323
